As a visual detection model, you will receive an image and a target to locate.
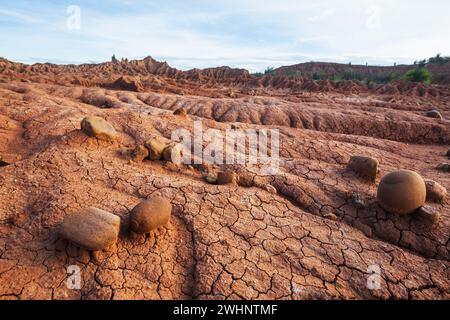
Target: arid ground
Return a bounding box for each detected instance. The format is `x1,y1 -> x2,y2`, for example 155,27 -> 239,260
0,57 -> 448,300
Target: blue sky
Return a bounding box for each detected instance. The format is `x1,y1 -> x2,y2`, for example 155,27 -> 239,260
0,0 -> 449,71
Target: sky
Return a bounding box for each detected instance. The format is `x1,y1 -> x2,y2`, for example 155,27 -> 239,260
0,0 -> 449,72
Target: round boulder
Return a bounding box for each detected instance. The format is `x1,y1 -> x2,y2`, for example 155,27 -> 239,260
59,207 -> 120,251
425,179 -> 447,202
80,116 -> 117,141
425,110 -> 443,119
130,197 -> 172,234
347,156 -> 379,181
377,170 -> 426,215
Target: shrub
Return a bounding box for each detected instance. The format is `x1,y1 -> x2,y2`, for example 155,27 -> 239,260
312,71 -> 327,80
286,70 -> 303,78
264,67 -> 275,75
428,54 -> 450,65
403,68 -> 432,84
251,72 -> 264,77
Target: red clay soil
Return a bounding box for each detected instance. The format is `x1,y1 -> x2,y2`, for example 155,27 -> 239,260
0,58 -> 448,300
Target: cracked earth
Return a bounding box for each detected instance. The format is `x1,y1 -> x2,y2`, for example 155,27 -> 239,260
0,69 -> 449,300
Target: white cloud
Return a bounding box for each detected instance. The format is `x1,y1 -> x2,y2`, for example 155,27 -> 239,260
0,0 -> 449,71
308,9 -> 335,22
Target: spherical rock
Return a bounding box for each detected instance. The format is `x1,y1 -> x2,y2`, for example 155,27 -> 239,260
377,170 -> 426,215
144,137 -> 168,160
425,110 -> 443,119
424,179 -> 447,202
59,207 -> 120,251
130,197 -> 172,234
347,156 -> 379,181
217,172 -> 238,186
80,116 -> 117,141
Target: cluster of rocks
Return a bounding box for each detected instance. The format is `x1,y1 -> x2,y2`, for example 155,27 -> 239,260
59,196 -> 172,251
137,137 -> 183,164
203,171 -> 239,186
80,116 -> 183,165
347,155 -> 447,226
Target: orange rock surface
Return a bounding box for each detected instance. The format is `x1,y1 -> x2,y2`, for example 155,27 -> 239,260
0,57 -> 448,300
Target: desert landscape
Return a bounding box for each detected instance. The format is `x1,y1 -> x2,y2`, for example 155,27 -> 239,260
0,55 -> 449,300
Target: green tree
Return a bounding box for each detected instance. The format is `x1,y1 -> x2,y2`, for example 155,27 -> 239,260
403,68 -> 432,84
264,67 -> 275,75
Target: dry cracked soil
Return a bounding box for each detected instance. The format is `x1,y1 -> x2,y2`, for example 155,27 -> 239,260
0,58 -> 449,300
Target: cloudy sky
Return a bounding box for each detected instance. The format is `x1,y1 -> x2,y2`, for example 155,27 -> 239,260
0,0 -> 449,71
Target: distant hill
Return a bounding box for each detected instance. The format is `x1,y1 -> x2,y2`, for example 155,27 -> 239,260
272,61 -> 450,84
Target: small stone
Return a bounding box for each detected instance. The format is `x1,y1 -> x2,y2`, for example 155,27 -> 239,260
416,205 -> 440,225
162,144 -> 183,164
264,184 -> 277,194
131,145 -> 149,162
347,156 -> 379,181
173,108 -> 187,117
217,172 -> 238,186
59,207 -> 120,251
144,137 -> 168,160
80,116 -> 117,141
425,110 -> 443,119
437,163 -> 450,172
204,172 -> 218,184
424,179 -> 447,202
130,197 -> 172,234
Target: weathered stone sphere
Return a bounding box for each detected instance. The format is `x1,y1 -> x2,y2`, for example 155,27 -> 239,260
59,207 -> 120,251
347,155 -> 379,181
377,170 -> 426,215
80,116 -> 117,141
130,197 -> 172,234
